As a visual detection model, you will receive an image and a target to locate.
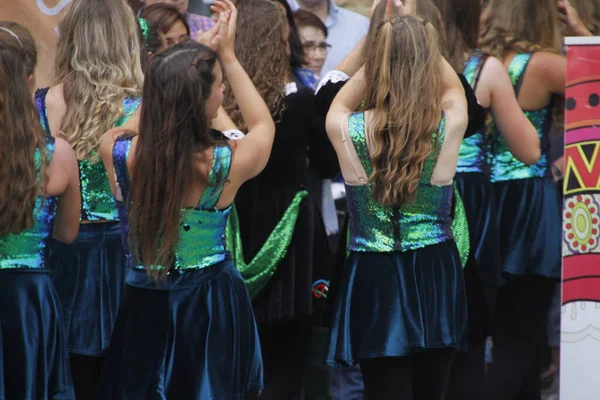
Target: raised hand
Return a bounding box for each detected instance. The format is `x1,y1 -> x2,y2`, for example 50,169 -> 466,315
211,0 -> 237,62
196,20 -> 221,51
558,0 -> 593,36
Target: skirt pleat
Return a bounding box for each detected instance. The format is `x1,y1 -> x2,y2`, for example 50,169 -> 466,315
326,241 -> 468,367
0,269 -> 74,399
97,259 -> 263,399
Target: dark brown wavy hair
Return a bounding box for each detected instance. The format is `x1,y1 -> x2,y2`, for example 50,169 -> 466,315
0,22 -> 48,235
364,16 -> 444,207
128,41 -> 222,280
223,0 -> 289,130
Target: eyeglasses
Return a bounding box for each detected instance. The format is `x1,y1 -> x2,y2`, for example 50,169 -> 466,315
302,42 -> 331,54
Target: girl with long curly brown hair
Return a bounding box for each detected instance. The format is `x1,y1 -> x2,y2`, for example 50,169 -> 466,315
325,15 -> 469,399
222,0 -> 339,398
33,0 -> 144,396
0,22 -> 80,399
479,0 -> 566,398
97,2 -> 274,396
428,0 -> 543,398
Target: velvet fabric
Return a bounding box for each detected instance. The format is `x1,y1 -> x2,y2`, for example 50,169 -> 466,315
0,269 -> 74,399
49,222 -> 126,356
97,259 -> 263,399
326,241 -> 468,367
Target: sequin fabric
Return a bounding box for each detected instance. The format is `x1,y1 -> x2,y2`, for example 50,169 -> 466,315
114,136 -> 233,271
345,112 -> 454,253
457,51 -> 489,174
226,192 -> 308,299
489,53 -> 551,182
34,88 -> 142,221
0,138 -> 58,269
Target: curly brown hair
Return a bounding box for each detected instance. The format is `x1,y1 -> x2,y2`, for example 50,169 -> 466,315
223,0 -> 289,130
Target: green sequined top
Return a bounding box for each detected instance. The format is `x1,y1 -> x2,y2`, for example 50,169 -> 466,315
345,112 -> 454,253
457,50 -> 489,174
0,138 -> 58,269
488,53 -> 551,182
113,135 -> 233,271
34,88 -> 142,221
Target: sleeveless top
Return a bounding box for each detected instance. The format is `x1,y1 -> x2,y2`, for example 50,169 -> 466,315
345,112 -> 453,253
457,50 -> 490,174
0,137 -> 58,269
113,135 -> 233,271
34,87 -> 142,221
489,53 -> 552,182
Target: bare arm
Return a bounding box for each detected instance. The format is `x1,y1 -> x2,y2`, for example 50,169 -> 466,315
51,138 -> 81,243
213,0 -> 275,180
485,57 -> 541,165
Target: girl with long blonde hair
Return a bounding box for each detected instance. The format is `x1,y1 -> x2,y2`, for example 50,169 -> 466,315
0,22 -> 80,399
325,15 -> 469,399
479,0 -> 565,398
33,0 -> 143,396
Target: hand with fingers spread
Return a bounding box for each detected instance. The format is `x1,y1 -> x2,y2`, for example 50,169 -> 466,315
558,0 -> 593,36
211,0 -> 238,63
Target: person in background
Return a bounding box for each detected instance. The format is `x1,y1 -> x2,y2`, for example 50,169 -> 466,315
294,9 -> 330,77
140,3 -> 191,54
139,0 -> 215,39
0,21 -> 81,400
288,0 -> 369,75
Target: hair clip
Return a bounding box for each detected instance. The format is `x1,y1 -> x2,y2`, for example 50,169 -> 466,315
0,27 -> 23,47
137,17 -> 150,41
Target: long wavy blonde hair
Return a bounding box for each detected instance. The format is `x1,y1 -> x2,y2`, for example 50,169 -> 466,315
0,22 -> 49,235
479,0 -> 562,60
364,16 -> 443,207
54,0 -> 143,162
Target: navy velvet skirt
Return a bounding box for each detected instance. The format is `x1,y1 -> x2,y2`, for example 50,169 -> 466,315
455,172 -> 502,287
0,269 -> 74,399
49,222 -> 126,356
493,177 -> 562,279
326,240 -> 468,367
97,259 -> 263,399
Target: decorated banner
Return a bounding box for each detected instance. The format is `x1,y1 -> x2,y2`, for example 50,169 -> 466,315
0,0 -> 73,87
562,36 -> 600,400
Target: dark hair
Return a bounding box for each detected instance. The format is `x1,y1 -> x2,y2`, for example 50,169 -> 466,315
271,0 -> 306,68
431,0 -> 480,72
293,9 -> 328,37
0,22 -> 49,235
140,3 -> 191,37
128,41 -> 223,280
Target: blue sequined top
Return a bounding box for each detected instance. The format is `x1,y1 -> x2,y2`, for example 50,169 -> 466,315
0,138 -> 58,269
34,88 -> 142,221
489,53 -> 551,182
457,50 -> 489,174
345,112 -> 453,253
113,135 -> 233,271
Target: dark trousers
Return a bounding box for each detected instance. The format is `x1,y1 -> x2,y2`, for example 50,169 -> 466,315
70,355 -> 104,399
359,349 -> 456,400
485,276 -> 556,400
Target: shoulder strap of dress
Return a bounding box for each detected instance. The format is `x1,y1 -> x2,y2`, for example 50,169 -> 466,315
113,135 -> 134,197
463,50 -> 489,92
198,143 -> 233,210
347,112 -> 373,176
114,97 -> 142,128
34,87 -> 51,134
507,52 -> 533,98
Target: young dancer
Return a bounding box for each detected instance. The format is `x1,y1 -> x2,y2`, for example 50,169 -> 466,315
429,0 -> 542,398
223,1 -> 339,397
97,2 -> 274,397
325,15 -> 469,400
34,0 -> 143,396
480,0 -> 565,398
0,22 -> 80,399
